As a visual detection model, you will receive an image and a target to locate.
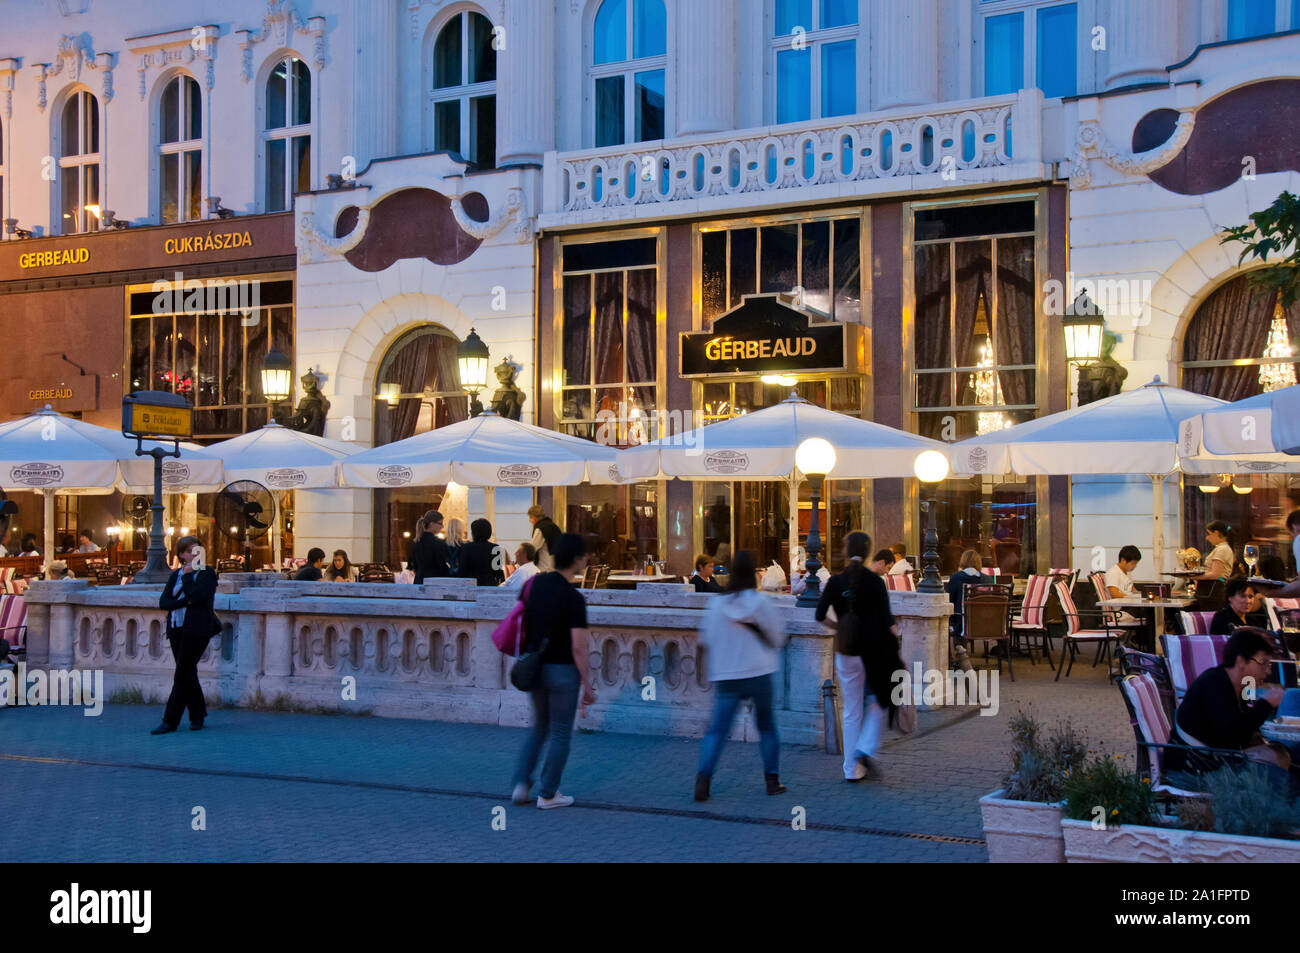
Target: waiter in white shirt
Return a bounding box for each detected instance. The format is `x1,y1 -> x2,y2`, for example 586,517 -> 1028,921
887,543 -> 913,575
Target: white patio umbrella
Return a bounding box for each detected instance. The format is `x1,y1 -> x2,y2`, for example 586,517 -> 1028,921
341,410 -> 624,528
0,406 -> 223,568
201,423 -> 360,567
948,377 -> 1228,573
617,392 -> 951,562
1178,383 -> 1300,474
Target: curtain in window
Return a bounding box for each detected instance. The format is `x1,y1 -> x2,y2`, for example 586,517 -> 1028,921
1181,278 -> 1275,401
914,243 -> 950,409
433,341 -> 468,428
383,336 -> 433,445
995,236 -> 1035,406
593,271 -> 625,385
625,268 -> 656,383
953,241 -> 990,400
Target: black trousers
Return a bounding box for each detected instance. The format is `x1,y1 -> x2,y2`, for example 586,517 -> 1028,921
163,629 -> 210,727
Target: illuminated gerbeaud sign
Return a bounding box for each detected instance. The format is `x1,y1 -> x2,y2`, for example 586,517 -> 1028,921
681,293 -> 846,378
18,247 -> 90,269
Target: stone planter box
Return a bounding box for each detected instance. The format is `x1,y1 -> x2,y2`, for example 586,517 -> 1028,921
1061,818 -> 1300,862
979,789 -> 1065,863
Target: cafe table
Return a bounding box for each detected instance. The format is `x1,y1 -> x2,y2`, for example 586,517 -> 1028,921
1162,569 -> 1202,597
603,572 -> 679,589
1097,595 -> 1194,648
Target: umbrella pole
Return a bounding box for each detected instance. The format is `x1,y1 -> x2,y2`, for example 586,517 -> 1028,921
484,486 -> 496,534
43,489 -> 55,575
273,490 -> 283,571
788,473 -> 799,571
1150,473 -> 1166,577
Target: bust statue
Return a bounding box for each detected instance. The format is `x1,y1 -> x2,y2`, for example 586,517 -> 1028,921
284,368 -> 331,436
1076,332 -> 1128,406
489,358 -> 526,421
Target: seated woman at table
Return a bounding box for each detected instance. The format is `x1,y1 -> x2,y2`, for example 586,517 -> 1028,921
945,549 -> 983,641
57,534 -> 76,555
19,534 -> 40,557
324,550 -> 358,582
1166,627 -> 1292,787
689,554 -> 724,593
1210,578 -> 1269,634
1197,521 -> 1234,581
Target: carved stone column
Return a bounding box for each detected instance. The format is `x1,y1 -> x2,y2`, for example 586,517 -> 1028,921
353,0 -> 400,167
677,0 -> 735,136
1105,0 -> 1178,89
496,0 -> 555,166
871,0 -> 939,110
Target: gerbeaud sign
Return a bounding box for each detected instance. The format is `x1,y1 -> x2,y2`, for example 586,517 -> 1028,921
680,293 -> 846,378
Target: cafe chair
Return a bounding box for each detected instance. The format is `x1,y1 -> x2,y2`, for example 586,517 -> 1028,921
1193,578 -> 1226,613
580,565 -> 599,589
1010,574 -> 1054,670
217,558 -> 245,574
1178,610 -> 1216,636
1265,597 -> 1300,631
360,570 -> 395,583
1116,645 -> 1177,724
884,573 -> 915,592
0,568 -> 16,594
963,585 -> 1013,681
1159,633 -> 1230,705
0,594 -> 28,657
1053,580 -> 1124,681
592,565 -> 610,589
1118,672 -> 1242,804
1048,568 -> 1077,589
1088,571 -> 1147,639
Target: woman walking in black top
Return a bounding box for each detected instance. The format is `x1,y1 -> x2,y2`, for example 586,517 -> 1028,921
511,533 -> 597,809
815,531 -> 903,781
457,518 -> 505,586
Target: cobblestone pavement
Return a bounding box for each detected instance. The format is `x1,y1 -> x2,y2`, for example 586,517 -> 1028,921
1,653 -> 1133,862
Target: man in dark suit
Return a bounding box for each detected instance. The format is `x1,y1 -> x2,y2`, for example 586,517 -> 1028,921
293,548 -> 326,581
412,510 -> 451,582
153,536 -> 221,734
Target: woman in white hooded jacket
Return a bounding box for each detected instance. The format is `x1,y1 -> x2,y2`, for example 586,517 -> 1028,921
694,550 -> 789,802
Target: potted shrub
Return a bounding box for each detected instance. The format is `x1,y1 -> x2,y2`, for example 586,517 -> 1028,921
1164,765 -> 1300,862
979,713 -> 1087,863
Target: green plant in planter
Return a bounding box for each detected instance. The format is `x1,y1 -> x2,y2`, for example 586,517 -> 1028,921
1002,712 -> 1088,803
1174,765 -> 1300,840
1062,754 -> 1158,828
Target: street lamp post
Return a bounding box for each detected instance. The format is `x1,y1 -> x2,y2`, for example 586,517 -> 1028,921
261,346 -> 293,423
458,328 -> 490,417
913,450 -> 950,593
795,438 -> 837,609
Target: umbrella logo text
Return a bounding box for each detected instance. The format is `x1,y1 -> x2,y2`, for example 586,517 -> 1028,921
704,451 -> 749,474
10,463 -> 64,486
266,468 -> 308,488
161,463 -> 191,486
497,464 -> 541,485
966,447 -> 988,474
376,466 -> 413,486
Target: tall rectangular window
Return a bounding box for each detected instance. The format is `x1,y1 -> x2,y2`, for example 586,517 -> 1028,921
772,0 -> 857,125
1036,3 -> 1076,98
1228,0 -> 1276,38
776,48 -> 811,124
984,12 -> 1024,95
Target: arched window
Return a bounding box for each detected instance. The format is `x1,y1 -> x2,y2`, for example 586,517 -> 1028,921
591,0 -> 666,147
1180,275 -> 1300,571
59,90 -> 101,233
430,9 -> 497,168
158,74 -> 202,223
770,0 -> 857,125
263,56 -> 312,212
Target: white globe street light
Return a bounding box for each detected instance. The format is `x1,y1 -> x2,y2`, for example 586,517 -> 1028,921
795,438 -> 838,608
913,450 -> 950,592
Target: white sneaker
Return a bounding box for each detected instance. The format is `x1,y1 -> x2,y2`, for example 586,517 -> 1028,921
512,783 -> 530,805
537,792 -> 575,810
846,763 -> 869,782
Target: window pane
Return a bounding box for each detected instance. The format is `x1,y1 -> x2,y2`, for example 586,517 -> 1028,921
800,219 -> 831,314
820,0 -> 856,28
832,216 -> 860,323
1228,0 -> 1275,38
83,164 -> 99,230
702,230 -> 727,322
153,316 -> 173,390
1036,3 -> 1076,98
62,95 -> 79,156
130,318 -> 150,391
594,0 -> 628,64
293,135 -> 311,195
595,75 -> 625,147
266,137 -> 286,211
633,0 -> 666,58
174,314 -> 197,399
984,12 -> 1024,96
775,0 -> 811,36
626,268 -> 656,383
61,168 -> 78,230
729,227 -> 757,308
222,313 -> 244,405
915,243 -> 951,373
160,78 -> 180,143
160,152 -> 179,224
292,60 -> 311,125
469,12 -> 497,83
777,48 -> 811,124
85,93 -> 99,153
996,236 -> 1036,384
245,311 -> 268,403
593,271 -> 625,385
821,39 -> 855,118
186,76 -> 202,140
266,60 -> 287,129
435,99 -> 461,153
185,150 -> 202,221
563,275 -> 591,386
634,69 -> 664,142
197,313 -> 220,406
760,223 -> 798,294
471,95 -> 496,168
434,15 -> 463,87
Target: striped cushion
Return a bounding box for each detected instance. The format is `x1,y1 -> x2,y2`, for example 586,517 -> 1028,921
885,573 -> 915,592
1266,597 -> 1300,630
1179,610 -> 1217,635
0,568 -> 14,593
1016,574 -> 1050,627
980,567 -> 1000,577
1122,673 -> 1172,788
1161,634 -> 1229,702
0,594 -> 26,649
1055,580 -> 1081,635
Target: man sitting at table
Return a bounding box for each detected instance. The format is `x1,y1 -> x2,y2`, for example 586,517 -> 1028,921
689,554 -> 724,593
887,544 -> 913,576
1210,578 -> 1270,634
1104,546 -> 1141,598
869,549 -> 894,575
502,542 -> 539,590
293,548 -> 326,581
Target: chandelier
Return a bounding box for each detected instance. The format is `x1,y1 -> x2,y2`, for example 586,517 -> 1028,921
973,291 -> 1009,435
1259,298 -> 1296,393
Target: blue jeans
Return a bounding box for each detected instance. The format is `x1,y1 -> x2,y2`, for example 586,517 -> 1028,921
697,674 -> 780,777
512,664 -> 581,799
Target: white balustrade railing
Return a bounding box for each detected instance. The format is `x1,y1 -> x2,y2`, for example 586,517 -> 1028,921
542,89 -> 1044,218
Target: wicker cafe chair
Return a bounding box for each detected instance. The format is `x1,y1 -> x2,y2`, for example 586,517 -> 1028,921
1053,580 -> 1124,681
963,585 -> 1013,681
592,565 -> 610,589
1117,672 -> 1245,804
580,565 -> 599,589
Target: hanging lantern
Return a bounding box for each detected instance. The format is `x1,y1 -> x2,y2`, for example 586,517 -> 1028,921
1063,291 -> 1105,365
260,347 -> 293,402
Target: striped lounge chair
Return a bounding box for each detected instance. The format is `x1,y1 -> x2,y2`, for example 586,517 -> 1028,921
0,593 -> 27,653
884,572 -> 915,592
1178,610 -> 1217,635
1159,634 -> 1229,704
1265,597 -> 1300,631
1089,572 -> 1147,637
1010,574 -> 1054,669
1053,580 -> 1123,681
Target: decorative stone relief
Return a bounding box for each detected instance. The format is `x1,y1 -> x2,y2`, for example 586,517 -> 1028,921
34,35 -> 116,110
449,188 -> 524,242
235,0 -> 328,82
0,59 -> 17,119
1068,110 -> 1196,189
131,26 -> 219,99
297,205 -> 373,264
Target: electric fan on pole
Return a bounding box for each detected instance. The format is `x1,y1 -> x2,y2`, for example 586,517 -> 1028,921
214,481 -> 275,571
